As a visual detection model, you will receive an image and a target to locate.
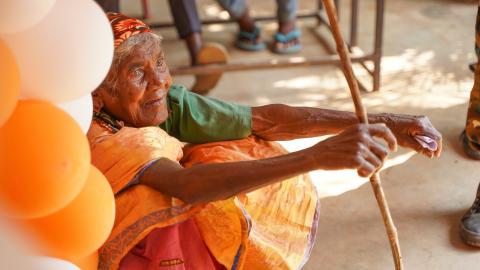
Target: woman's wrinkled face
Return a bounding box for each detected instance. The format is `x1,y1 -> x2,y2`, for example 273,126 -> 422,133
103,37 -> 172,127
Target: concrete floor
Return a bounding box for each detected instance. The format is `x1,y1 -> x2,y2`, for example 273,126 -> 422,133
123,0 -> 479,269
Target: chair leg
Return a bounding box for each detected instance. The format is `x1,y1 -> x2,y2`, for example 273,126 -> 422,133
372,0 -> 385,91
141,0 -> 150,19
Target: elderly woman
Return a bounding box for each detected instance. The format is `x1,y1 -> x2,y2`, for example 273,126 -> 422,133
90,13 -> 442,270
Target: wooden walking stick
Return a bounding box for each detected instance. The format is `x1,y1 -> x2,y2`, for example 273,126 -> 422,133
321,1 -> 404,269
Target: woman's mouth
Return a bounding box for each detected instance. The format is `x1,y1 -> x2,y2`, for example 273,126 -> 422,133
145,96 -> 165,107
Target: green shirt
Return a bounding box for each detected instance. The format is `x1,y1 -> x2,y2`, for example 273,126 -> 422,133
159,85 -> 252,143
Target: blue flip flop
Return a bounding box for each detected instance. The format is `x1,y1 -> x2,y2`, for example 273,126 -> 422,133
235,26 -> 266,51
272,29 -> 302,54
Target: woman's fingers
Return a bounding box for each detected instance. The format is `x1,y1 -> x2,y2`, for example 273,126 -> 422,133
366,138 -> 389,163
314,123 -> 400,175
406,135 -> 425,152
356,124 -> 394,177
366,124 -> 398,152
422,131 -> 443,157
434,137 -> 443,157
356,142 -> 385,177
417,117 -> 442,139
363,149 -> 383,168
407,135 -> 438,158
357,157 -> 376,177
412,116 -> 443,157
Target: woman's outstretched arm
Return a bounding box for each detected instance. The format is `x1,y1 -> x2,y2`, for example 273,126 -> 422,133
251,104 -> 442,157
139,124 -> 397,205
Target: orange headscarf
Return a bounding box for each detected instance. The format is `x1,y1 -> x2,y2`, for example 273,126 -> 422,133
107,12 -> 152,48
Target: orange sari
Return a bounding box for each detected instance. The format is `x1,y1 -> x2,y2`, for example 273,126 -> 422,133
88,119 -> 320,270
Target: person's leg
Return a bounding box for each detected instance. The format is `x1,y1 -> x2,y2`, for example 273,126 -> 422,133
95,0 -> 120,13
277,0 -> 297,33
460,183 -> 480,247
273,0 -> 300,54
460,5 -> 480,248
463,4 -> 480,158
167,0 -> 229,94
216,0 -> 265,51
215,0 -> 247,21
168,0 -> 203,65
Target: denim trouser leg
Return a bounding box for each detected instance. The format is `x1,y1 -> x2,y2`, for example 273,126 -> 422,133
216,0 -> 297,22
277,0 -> 297,23
215,0 -> 247,19
168,0 -> 202,38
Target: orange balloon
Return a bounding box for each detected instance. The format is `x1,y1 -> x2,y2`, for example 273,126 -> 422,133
0,100 -> 90,218
0,38 -> 20,127
26,165 -> 115,260
70,251 -> 99,270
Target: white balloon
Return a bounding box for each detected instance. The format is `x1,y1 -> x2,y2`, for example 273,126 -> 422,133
0,218 -> 79,270
57,94 -> 93,134
2,0 -> 114,103
0,0 -> 56,34
0,219 -> 37,270
28,256 -> 80,270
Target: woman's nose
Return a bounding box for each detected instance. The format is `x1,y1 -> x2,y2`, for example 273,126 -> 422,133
148,71 -> 167,88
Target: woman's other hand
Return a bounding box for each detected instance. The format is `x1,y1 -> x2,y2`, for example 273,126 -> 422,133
383,114 -> 442,158
309,123 -> 397,178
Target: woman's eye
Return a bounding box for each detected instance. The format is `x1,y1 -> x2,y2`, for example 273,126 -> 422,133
134,69 -> 144,78
157,58 -> 166,71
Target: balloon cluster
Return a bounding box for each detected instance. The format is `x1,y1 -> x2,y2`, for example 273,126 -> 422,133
0,1 -> 115,269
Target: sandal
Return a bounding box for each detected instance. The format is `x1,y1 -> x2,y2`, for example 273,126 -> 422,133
461,130 -> 480,160
235,26 -> 266,51
191,43 -> 229,95
272,29 -> 302,54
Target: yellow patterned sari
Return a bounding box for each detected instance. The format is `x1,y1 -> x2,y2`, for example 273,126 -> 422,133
88,116 -> 320,270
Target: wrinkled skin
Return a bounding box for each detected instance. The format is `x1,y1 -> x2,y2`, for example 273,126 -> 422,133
384,114 -> 442,158
96,38 -> 172,127
309,123 -> 397,178
91,34 -> 442,205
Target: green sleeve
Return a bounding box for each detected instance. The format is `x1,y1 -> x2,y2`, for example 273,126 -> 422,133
159,85 -> 252,143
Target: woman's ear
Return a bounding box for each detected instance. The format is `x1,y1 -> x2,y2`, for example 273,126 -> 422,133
92,91 -> 104,113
